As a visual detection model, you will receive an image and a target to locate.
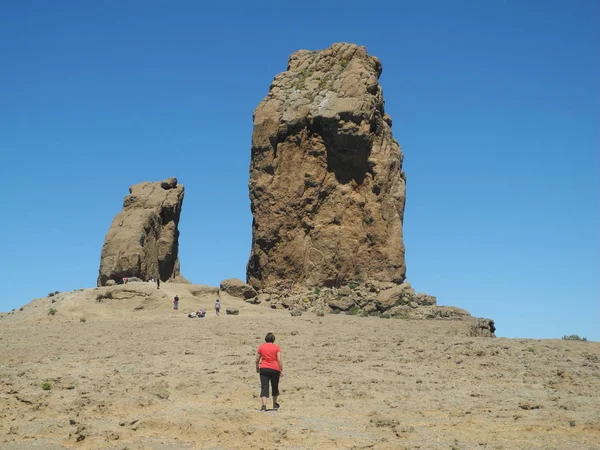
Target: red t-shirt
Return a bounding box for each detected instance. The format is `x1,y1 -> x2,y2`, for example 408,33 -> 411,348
258,343 -> 281,371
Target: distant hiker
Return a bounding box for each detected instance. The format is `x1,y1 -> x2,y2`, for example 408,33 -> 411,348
157,278 -> 160,289
215,299 -> 221,316
173,295 -> 179,310
256,332 -> 283,411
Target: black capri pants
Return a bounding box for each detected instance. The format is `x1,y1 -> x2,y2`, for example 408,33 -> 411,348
259,368 -> 280,397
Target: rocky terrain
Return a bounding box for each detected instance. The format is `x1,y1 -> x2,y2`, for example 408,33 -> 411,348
1,283 -> 598,449
248,43 -> 406,290
97,177 -> 185,287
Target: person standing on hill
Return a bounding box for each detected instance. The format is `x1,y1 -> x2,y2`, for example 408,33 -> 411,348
215,299 -> 221,316
173,295 -> 179,310
255,332 -> 283,411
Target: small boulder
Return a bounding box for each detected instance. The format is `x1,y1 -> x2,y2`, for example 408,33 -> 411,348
469,318 -> 496,337
414,293 -> 436,306
328,296 -> 356,311
105,280 -> 116,287
220,278 -> 257,299
337,286 -> 353,296
161,177 -> 178,189
376,283 -> 416,310
245,296 -> 261,304
257,293 -> 271,303
225,308 -> 239,316
290,310 -> 303,317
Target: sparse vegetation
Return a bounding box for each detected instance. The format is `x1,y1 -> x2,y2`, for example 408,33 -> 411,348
313,287 -> 321,296
80,317 -> 87,323
96,292 -> 114,302
349,281 -> 360,290
331,308 -> 341,314
340,58 -> 347,67
363,216 -> 375,226
42,381 -> 52,391
380,312 -> 392,319
562,334 -> 587,342
48,308 -> 57,316
47,291 -> 59,297
348,305 -> 361,315
524,347 -> 535,353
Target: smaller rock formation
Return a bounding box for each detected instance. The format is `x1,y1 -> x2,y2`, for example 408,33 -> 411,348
97,178 -> 184,286
219,278 -> 257,299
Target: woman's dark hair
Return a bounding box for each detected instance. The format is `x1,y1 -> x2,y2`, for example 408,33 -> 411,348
265,332 -> 275,343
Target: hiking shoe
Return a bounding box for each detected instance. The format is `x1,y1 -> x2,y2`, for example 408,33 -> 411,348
273,403 -> 280,410
260,405 -> 267,412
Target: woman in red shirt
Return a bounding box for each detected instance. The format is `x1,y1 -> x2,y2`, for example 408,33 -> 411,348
255,332 -> 284,411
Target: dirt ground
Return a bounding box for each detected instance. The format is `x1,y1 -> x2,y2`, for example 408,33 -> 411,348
1,283 -> 598,449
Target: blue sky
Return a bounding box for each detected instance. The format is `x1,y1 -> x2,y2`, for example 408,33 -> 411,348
1,1 -> 598,340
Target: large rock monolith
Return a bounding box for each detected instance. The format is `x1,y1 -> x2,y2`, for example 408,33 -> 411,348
97,177 -> 184,286
247,43 -> 406,290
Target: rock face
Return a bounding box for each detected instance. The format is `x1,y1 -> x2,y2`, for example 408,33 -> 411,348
247,43 -> 406,290
97,178 -> 184,286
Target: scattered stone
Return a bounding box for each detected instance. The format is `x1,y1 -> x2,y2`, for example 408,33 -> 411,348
226,308 -> 239,316
327,296 -> 356,311
290,310 -> 303,317
414,293 -> 437,306
519,402 -> 541,410
376,283 -> 416,310
105,279 -> 116,287
257,293 -> 271,303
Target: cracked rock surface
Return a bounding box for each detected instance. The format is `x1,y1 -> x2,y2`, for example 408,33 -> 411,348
97,178 -> 184,286
248,43 -> 406,290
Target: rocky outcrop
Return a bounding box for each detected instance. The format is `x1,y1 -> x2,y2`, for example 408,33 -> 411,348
97,178 -> 184,286
248,42 -> 406,290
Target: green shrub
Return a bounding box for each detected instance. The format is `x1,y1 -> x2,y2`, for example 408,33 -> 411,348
80,317 -> 86,323
313,287 -> 321,296
562,334 -> 587,341
349,281 -> 360,290
380,312 -> 392,319
42,381 -> 52,391
348,305 -> 361,315
48,308 -> 57,316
